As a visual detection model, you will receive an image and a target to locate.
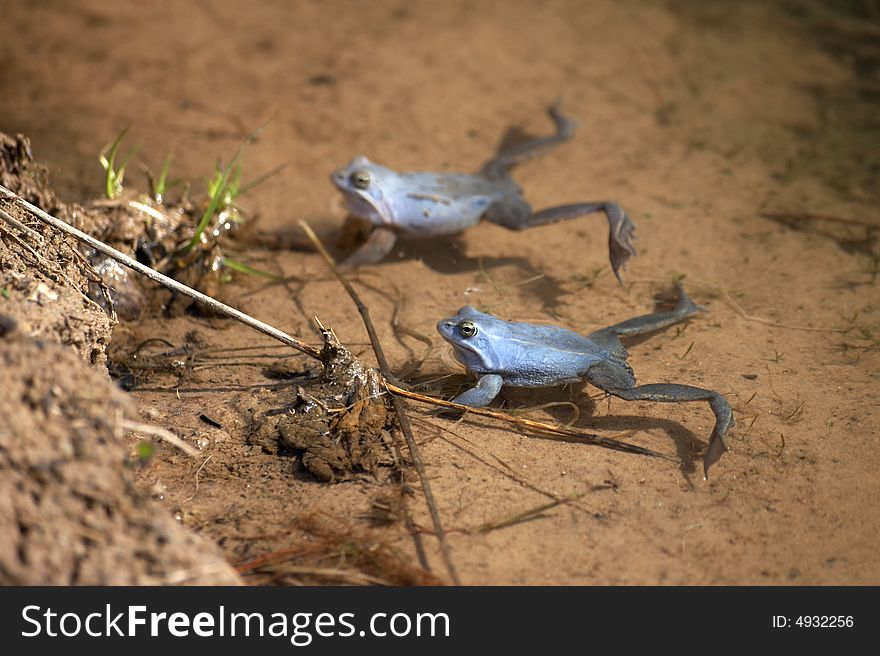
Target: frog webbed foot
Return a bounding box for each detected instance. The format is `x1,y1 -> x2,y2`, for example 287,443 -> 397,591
492,201 -> 637,282
607,206 -> 637,281
704,394 -> 736,476
339,226 -> 397,268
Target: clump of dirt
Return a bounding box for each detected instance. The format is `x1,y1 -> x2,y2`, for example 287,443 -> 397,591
77,189 -> 226,321
3,126 -> 260,329
242,327 -> 401,484
274,384 -> 397,482
0,131 -> 248,584
0,133 -> 59,211
0,323 -> 242,585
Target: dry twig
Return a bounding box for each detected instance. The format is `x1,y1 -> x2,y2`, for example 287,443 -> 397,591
761,210 -> 878,230
0,205 -> 43,242
182,455 -> 214,503
386,382 -> 670,459
471,493 -> 586,534
122,418 -> 199,457
299,220 -> 461,585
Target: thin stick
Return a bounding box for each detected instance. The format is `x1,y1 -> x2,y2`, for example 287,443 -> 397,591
386,382 -> 671,459
183,455 -> 214,503
299,220 -> 461,585
122,418 -> 199,456
720,289 -> 849,333
761,210 -> 878,229
0,205 -> 43,242
471,493 -> 586,534
0,216 -> 106,315
234,546 -> 324,574
127,199 -> 173,225
253,565 -> 390,586
0,184 -> 322,360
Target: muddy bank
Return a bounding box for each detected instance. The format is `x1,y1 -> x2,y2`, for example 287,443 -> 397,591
1,133 -> 112,365
0,325 -> 241,584
0,134 -> 242,585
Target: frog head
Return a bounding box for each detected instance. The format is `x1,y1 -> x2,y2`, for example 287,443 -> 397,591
331,156 -> 398,226
436,305 -> 506,374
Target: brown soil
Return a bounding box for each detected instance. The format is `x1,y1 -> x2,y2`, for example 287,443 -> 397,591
1,0 -> 878,585
0,326 -> 241,584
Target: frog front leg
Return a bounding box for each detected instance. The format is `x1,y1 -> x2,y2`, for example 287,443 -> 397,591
485,199 -> 637,282
340,226 -> 398,268
451,374 -> 505,408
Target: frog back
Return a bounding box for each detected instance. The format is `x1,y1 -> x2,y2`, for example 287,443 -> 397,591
387,172 -> 508,235
466,318 -> 607,388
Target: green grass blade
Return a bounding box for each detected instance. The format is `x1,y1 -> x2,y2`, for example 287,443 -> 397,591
220,257 -> 280,280
100,124 -> 132,199
237,161 -> 289,197
185,119 -> 273,252
154,153 -> 174,201
114,141 -> 141,195
187,155 -> 240,252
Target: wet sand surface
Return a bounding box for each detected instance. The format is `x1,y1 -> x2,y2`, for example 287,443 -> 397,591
1,0 -> 878,584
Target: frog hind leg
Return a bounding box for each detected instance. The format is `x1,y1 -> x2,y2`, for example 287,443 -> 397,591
585,353 -> 733,479
451,374 -> 504,407
587,283 -> 702,354
480,103 -> 576,180
606,383 -> 734,479
340,226 -> 398,268
485,197 -> 636,282
584,285 -> 728,476
547,202 -> 636,283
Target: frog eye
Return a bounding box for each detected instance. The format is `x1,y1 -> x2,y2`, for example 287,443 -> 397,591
458,321 -> 477,338
350,170 -> 372,190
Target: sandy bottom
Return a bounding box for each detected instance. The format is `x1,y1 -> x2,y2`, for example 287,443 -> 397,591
1,0 -> 878,584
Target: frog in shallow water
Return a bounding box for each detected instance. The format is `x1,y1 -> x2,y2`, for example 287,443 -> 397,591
331,105 -> 637,281
436,285 -> 735,477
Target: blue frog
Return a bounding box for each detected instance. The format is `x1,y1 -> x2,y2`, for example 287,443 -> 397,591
436,285 -> 734,477
331,105 -> 637,281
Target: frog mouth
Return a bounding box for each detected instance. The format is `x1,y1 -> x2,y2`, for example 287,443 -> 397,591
342,193 -> 382,221
331,173 -> 394,226
435,320 -> 459,345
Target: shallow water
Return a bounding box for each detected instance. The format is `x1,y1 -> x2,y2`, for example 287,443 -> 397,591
1,0 -> 878,584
